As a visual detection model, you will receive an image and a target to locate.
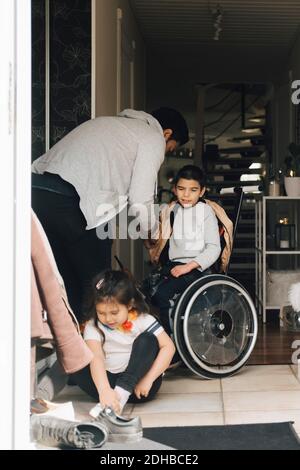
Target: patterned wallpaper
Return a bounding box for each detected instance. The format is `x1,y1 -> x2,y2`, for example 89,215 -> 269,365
32,0 -> 91,161
32,0 -> 46,162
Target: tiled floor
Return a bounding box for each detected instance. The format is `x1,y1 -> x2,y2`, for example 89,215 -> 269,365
56,364 -> 300,440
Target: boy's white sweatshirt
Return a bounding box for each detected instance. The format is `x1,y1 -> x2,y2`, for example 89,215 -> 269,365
169,202 -> 221,271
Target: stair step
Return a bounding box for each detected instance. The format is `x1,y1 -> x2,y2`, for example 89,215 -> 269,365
233,248 -> 255,254
218,146 -> 264,155
228,263 -> 255,270
228,135 -> 265,144
206,190 -> 258,197
224,204 -> 255,211
237,219 -> 255,225
235,233 -> 255,239
210,156 -> 265,165
207,168 -> 263,175
207,180 -> 262,188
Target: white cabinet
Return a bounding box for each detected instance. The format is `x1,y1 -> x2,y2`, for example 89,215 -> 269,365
255,196 -> 300,322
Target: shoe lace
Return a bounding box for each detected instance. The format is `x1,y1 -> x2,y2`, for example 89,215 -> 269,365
40,417 -> 69,445
72,428 -> 96,450
40,417 -> 95,449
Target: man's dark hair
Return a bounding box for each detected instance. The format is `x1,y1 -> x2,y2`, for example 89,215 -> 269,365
173,165 -> 206,188
151,107 -> 189,146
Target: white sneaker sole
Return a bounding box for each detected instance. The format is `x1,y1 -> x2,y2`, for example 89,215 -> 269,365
108,430 -> 143,443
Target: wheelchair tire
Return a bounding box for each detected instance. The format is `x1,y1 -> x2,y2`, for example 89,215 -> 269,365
173,274 -> 258,379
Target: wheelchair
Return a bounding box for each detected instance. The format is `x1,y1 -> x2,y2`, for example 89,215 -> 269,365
172,272 -> 257,379
154,187 -> 258,379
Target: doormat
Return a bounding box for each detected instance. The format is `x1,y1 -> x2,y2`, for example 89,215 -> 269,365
143,422 -> 300,450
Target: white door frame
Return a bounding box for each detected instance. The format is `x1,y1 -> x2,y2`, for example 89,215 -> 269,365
0,0 -> 31,449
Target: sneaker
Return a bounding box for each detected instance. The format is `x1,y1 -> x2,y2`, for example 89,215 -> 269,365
93,406 -> 143,443
30,414 -> 108,449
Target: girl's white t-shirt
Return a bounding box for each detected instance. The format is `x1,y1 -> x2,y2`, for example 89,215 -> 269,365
83,313 -> 163,374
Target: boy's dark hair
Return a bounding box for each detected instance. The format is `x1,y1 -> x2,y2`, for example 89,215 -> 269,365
173,165 -> 206,188
151,107 -> 189,146
84,270 -> 149,325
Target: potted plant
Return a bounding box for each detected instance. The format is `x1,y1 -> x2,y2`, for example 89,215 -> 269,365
284,143 -> 300,196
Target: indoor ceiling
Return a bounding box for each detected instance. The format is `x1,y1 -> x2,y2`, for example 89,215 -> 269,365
130,0 -> 300,82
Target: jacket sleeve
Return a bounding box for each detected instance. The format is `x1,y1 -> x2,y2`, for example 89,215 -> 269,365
128,137 -> 165,236
31,211 -> 93,373
193,206 -> 221,271
143,202 -> 172,265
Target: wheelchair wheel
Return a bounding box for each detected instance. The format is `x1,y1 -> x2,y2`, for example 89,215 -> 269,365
173,274 -> 258,379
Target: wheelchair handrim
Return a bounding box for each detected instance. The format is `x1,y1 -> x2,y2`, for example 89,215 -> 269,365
174,276 -> 258,377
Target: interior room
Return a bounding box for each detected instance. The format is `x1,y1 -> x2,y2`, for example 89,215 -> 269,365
2,0 -> 300,451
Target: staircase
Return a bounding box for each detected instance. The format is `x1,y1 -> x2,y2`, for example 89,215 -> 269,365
203,140 -> 266,300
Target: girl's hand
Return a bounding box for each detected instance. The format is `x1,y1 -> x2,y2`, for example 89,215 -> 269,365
134,377 -> 153,399
99,387 -> 121,413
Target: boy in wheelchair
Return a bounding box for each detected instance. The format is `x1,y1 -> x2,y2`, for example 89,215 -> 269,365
144,165 -> 233,340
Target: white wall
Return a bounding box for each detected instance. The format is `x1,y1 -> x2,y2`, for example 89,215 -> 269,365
271,30 -> 300,171
93,0 -> 146,116
0,0 -> 31,449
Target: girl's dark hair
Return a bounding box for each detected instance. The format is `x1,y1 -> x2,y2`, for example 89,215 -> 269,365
151,107 -> 189,146
173,165 -> 206,188
84,270 -> 149,327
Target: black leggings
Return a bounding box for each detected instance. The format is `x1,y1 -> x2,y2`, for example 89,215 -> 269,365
71,332 -> 163,404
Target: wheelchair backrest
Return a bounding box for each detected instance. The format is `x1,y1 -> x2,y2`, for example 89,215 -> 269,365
224,187 -> 244,275
207,187 -> 243,275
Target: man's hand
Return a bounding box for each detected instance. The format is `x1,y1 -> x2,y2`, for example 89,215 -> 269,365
99,387 -> 121,413
134,377 -> 153,399
171,261 -> 200,278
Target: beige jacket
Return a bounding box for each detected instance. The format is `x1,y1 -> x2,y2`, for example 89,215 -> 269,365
145,200 -> 233,273
31,211 -> 93,373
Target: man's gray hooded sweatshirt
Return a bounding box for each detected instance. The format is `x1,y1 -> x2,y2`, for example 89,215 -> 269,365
32,109 -> 166,232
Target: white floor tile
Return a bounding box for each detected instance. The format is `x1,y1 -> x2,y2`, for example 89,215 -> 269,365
159,376 -> 220,394
132,392 -> 222,414
238,365 -> 293,376
222,371 -> 300,392
223,390 -> 300,412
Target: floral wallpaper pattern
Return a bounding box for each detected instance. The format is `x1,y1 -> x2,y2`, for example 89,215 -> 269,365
32,0 -> 91,161
32,0 -> 46,162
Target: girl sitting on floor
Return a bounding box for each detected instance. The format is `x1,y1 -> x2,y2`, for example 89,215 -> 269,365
72,270 -> 175,414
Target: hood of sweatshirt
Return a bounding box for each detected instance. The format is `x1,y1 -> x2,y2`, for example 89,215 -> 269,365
118,109 -> 163,136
